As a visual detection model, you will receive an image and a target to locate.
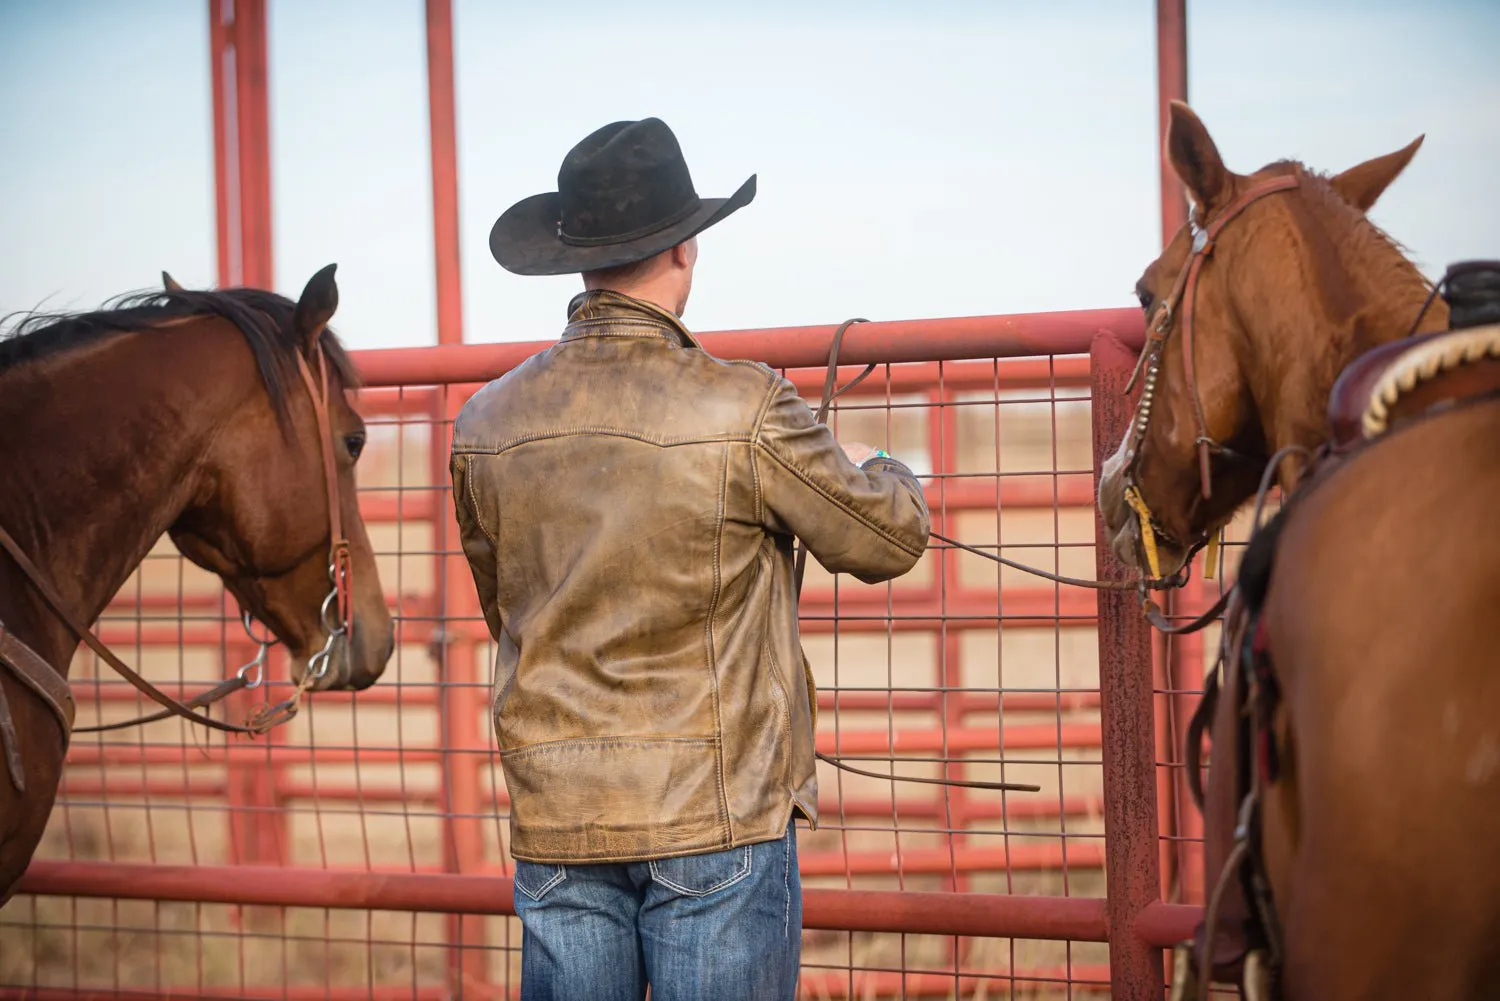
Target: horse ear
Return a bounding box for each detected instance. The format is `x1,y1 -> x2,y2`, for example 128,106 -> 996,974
1165,100 -> 1232,213
294,263 -> 339,355
162,271 -> 184,292
1329,135 -> 1424,213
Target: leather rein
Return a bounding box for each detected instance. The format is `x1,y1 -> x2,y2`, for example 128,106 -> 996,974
0,341 -> 354,791
1116,176 -> 1300,582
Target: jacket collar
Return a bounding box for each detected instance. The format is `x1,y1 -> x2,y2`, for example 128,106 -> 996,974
561,289 -> 703,349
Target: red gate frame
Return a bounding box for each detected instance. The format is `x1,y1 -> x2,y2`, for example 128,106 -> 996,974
11,3 -> 1206,999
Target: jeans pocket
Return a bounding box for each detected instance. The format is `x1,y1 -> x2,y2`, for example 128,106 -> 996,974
648,843 -> 754,898
513,860 -> 567,902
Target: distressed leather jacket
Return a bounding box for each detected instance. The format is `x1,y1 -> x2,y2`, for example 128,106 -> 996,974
450,290 -> 930,863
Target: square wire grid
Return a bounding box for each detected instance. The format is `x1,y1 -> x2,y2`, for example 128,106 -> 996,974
0,353 -> 1163,999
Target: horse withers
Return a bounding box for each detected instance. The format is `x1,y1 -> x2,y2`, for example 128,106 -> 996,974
0,265 -> 395,905
1098,101 -> 1500,1000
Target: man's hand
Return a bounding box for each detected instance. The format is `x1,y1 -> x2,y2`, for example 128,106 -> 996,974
840,441 -> 879,466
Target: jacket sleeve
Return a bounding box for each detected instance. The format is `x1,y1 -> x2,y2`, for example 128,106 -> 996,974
450,452 -> 504,643
754,376 -> 930,584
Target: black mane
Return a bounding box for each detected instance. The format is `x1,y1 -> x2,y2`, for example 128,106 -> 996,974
0,285 -> 359,423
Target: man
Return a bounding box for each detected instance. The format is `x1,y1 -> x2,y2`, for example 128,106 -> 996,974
451,117 -> 930,1001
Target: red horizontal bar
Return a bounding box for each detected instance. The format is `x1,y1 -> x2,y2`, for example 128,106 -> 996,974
1135,900 -> 1202,947
58,776 -> 227,799
351,309 -> 1144,387
338,474 -> 1098,526
0,991 -> 446,1001
71,686 -> 1103,723
797,841 -> 1103,876
819,722 -> 1099,754
12,860 -> 1112,941
82,600 -> 1098,650
53,773 -> 1100,824
796,968 -> 1110,997
353,357 -> 1094,411
0,972 -> 1114,1001
61,720 -> 1098,768
821,691 -> 1101,714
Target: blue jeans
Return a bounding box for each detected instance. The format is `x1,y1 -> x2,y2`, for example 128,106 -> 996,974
512,822 -> 801,1001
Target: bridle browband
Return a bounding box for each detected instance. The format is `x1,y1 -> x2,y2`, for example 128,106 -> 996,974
0,334 -> 354,791
1117,174 -> 1300,579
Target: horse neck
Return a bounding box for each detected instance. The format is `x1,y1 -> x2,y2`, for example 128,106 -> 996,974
0,323 -> 251,673
1235,187 -> 1449,466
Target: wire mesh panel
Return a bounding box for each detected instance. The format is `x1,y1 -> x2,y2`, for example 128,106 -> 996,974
0,318 -> 1196,999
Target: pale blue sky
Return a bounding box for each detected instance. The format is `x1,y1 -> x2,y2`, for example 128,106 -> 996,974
1,1 -> 1496,351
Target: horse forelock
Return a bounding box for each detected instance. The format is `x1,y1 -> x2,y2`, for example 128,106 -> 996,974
0,287 -> 358,429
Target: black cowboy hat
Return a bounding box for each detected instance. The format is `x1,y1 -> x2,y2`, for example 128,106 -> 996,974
489,118 -> 756,277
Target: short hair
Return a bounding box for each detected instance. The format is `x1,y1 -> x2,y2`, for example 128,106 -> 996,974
581,254 -> 658,290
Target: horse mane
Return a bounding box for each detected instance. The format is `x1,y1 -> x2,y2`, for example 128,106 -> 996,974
0,286 -> 359,424
1263,159 -> 1435,312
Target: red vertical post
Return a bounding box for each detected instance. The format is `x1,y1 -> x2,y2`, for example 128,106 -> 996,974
1091,331 -> 1163,999
1156,0 -> 1189,247
1152,0 -> 1188,906
209,0 -> 274,289
425,1 -> 486,990
426,0 -> 464,347
210,0 -> 283,901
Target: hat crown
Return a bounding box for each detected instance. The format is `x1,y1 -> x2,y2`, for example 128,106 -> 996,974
556,118 -> 700,244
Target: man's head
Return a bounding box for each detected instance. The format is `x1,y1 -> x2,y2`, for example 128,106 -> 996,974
582,236 -> 699,317
488,118 -> 752,286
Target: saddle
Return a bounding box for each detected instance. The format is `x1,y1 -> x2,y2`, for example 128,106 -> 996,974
1173,261 -> 1500,1001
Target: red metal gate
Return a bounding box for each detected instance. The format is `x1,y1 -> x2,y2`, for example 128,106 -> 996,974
0,2 -> 1223,996
0,309 -> 1228,999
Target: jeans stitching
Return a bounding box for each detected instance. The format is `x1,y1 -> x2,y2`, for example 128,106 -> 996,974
647,844 -> 753,897
515,864 -> 567,902
782,827 -> 791,938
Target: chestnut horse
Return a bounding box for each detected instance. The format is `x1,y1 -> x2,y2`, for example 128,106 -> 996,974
1099,103 -> 1500,999
0,265 -> 394,905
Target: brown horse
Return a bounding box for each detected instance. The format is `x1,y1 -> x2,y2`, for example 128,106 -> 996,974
1099,102 -> 1500,1000
0,265 -> 394,905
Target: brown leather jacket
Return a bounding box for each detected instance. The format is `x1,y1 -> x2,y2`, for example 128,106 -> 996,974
450,290 -> 930,863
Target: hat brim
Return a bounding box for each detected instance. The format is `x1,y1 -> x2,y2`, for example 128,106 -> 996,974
489,174 -> 756,277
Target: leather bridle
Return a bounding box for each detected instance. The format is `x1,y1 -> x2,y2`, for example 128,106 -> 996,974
1116,175 -> 1299,580
0,338 -> 354,791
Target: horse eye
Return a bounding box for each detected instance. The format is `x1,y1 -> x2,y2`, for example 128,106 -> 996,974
1136,283 -> 1155,311
344,433 -> 366,460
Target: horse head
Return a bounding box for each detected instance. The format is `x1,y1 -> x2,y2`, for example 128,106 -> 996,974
1098,101 -> 1440,578
166,265 -> 394,692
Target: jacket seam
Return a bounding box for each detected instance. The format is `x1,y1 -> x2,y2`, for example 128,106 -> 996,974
747,376 -> 780,531
758,442 -> 925,557
562,327 -> 678,341
749,372 -> 782,439
454,428 -> 753,456
500,734 -> 720,755
705,442 -> 733,845
509,827 -> 792,866
749,442 -> 764,526
463,455 -> 498,547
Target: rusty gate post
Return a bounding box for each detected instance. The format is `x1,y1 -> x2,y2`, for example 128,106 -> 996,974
1156,0 -> 1189,247
210,0 -> 283,899
1090,331 -> 1164,998
209,0 -> 273,289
